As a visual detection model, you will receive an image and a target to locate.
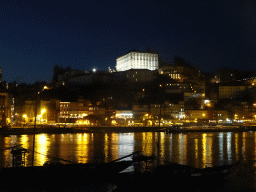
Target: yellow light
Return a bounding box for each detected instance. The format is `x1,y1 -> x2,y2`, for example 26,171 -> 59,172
43,86 -> 48,89
41,109 -> 46,114
23,114 -> 27,118
202,114 -> 205,116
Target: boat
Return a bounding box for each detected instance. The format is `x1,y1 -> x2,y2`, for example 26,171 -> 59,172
114,161 -> 240,191
0,149 -> 134,191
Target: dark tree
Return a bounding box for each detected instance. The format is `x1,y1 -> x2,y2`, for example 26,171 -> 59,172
51,65 -> 65,87
173,56 -> 187,66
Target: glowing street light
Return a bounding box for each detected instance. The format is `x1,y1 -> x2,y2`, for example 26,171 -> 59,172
41,109 -> 46,114
23,114 -> 27,124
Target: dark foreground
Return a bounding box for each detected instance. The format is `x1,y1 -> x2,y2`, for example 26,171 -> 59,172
1,160 -> 256,192
113,161 -> 256,192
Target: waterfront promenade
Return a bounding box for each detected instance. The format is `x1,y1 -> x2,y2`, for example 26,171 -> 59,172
0,125 -> 256,135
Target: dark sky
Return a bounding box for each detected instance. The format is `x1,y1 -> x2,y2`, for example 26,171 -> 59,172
0,0 -> 255,83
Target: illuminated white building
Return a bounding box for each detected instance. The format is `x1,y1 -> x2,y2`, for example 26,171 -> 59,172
116,52 -> 159,72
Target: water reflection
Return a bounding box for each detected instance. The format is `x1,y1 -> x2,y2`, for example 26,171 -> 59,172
195,139 -> 198,166
76,133 -> 90,164
219,133 -> 224,164
1,132 -> 256,169
118,133 -> 134,160
235,133 -> 239,161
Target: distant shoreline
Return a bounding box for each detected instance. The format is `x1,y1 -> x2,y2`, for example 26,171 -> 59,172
0,126 -> 255,135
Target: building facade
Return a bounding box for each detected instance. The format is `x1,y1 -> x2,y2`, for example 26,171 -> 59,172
0,93 -> 11,125
219,86 -> 246,99
124,69 -> 156,82
116,52 -> 159,72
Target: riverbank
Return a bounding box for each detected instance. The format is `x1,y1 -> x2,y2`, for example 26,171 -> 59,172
0,126 -> 163,135
164,125 -> 256,133
0,125 -> 256,135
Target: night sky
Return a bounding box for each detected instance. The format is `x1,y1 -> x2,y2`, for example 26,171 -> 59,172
0,0 -> 255,84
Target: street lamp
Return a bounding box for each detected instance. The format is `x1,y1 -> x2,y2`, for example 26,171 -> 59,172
23,114 -> 27,125
41,109 -> 46,114
41,109 -> 46,123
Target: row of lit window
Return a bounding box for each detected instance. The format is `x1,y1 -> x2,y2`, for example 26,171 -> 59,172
117,54 -> 158,60
60,112 -> 93,117
60,105 -> 69,107
117,60 -> 157,65
187,111 -> 207,113
166,83 -> 180,86
117,63 -> 157,67
131,63 -> 157,66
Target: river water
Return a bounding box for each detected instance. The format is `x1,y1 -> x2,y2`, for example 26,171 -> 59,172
1,131 -> 256,191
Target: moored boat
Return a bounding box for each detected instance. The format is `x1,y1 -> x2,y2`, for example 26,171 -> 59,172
0,155 -> 134,191
114,160 -> 240,191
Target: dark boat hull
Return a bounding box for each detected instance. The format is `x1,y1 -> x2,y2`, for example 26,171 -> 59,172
114,161 -> 240,191
0,161 -> 133,191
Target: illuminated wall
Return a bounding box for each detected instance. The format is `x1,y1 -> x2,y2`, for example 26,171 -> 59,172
116,52 -> 158,72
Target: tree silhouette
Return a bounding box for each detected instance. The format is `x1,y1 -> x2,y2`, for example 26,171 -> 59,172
51,65 -> 65,87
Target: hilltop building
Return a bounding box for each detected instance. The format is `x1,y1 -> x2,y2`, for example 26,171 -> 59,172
116,51 -> 159,72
